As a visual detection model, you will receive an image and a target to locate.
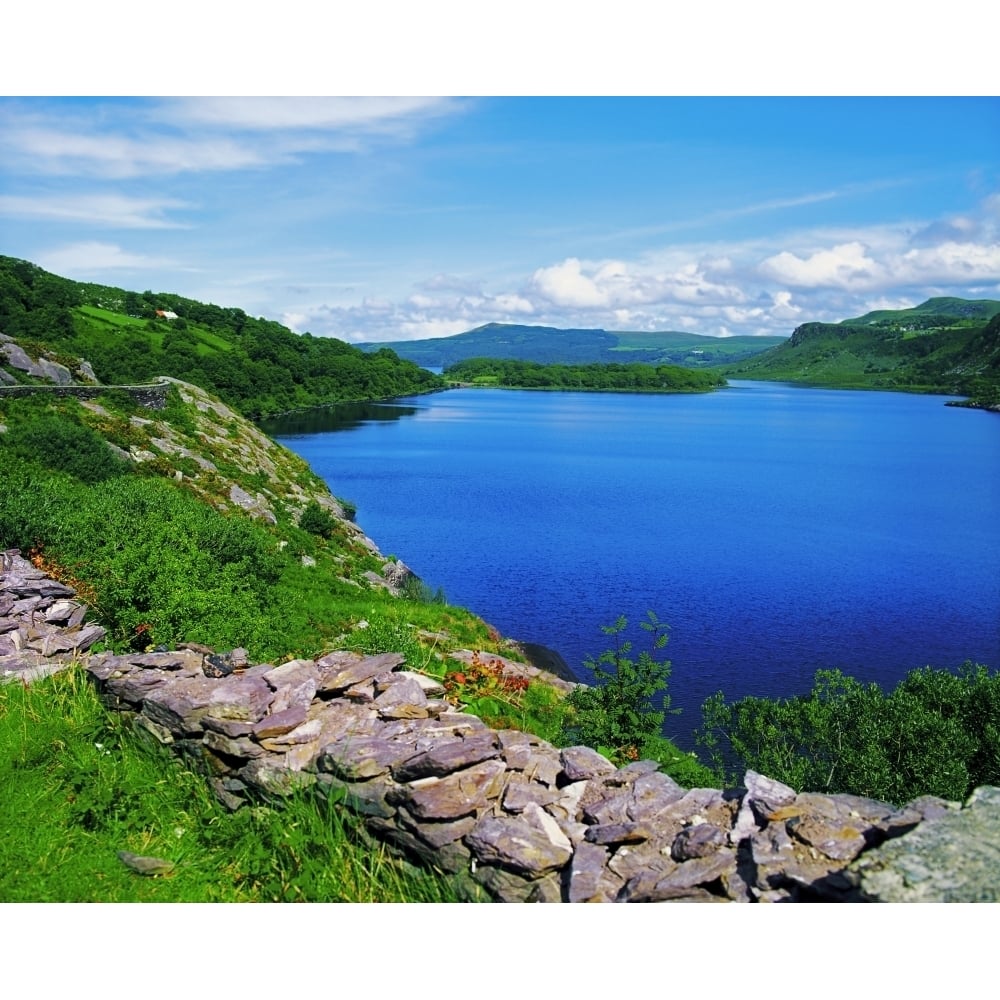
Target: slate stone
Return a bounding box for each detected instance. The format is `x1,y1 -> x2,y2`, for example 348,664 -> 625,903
239,758 -> 316,798
672,822 -> 729,861
398,806 -> 479,848
374,674 -> 428,711
522,802 -> 573,854
501,775 -> 561,814
204,672 -> 274,722
582,792 -> 632,827
627,770 -> 687,822
465,814 -> 573,876
203,653 -> 235,678
108,670 -> 169,706
252,704 -> 309,739
132,713 -> 175,745
203,729 -> 267,760
472,863 -> 563,903
398,759 -> 507,820
43,600 -> 79,624
585,822 -> 651,846
203,716 -> 254,738
318,735 -> 416,781
787,812 -> 867,862
567,841 -> 619,903
622,850 -> 737,902
316,774 -> 396,819
560,745 -> 617,782
392,730 -> 500,782
127,651 -> 193,670
318,652 -> 405,693
743,770 -> 798,823
259,718 -> 322,747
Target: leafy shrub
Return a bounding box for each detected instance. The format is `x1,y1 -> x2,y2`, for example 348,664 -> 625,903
1,410 -> 130,484
699,663 -> 1000,804
561,612 -> 677,765
298,499 -> 338,538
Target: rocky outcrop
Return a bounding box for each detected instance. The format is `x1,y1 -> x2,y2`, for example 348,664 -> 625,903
0,333 -> 169,409
0,549 -> 106,684
5,549 -> 998,903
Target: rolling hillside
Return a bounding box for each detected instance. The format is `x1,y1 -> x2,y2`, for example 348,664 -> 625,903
721,298 -> 1000,406
359,323 -> 784,368
0,256 -> 443,420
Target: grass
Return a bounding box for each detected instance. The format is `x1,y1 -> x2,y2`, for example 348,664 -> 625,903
0,665 -> 481,902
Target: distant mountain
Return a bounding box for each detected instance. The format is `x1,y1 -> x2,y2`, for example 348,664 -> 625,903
359,322 -> 785,368
0,256 -> 442,420
721,297 -> 1000,407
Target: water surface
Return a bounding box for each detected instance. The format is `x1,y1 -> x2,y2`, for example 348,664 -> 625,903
267,382 -> 1000,746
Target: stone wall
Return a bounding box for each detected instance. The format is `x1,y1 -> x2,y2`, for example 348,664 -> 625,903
0,380 -> 169,410
3,548 -> 998,903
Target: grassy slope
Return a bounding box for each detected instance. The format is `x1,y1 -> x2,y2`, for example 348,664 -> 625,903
719,298 -> 1000,400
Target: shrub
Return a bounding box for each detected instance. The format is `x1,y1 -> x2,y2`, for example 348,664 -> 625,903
298,499 -> 338,538
1,411 -> 130,484
698,663 -> 1000,804
562,612 -> 677,765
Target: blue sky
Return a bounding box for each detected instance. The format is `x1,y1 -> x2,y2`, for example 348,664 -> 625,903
2,90 -> 998,341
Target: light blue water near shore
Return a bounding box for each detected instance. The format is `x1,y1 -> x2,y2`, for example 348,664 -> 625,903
267,382 -> 1000,747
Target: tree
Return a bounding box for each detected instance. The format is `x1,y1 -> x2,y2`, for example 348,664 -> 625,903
563,611 -> 677,763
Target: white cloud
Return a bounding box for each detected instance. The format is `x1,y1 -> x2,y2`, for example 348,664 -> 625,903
3,125 -> 271,178
0,97 -> 466,179
758,242 -> 885,290
163,97 -> 462,134
36,242 -> 177,275
492,293 -> 534,314
894,241 -> 1000,285
0,193 -> 190,228
398,318 -> 473,339
531,257 -> 611,308
769,290 -> 802,320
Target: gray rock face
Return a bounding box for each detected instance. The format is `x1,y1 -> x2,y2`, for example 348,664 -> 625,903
847,786 -> 1000,902
7,550 -> 1000,903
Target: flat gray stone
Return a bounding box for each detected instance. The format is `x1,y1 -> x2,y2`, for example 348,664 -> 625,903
317,652 -> 405,693
465,814 -> 573,876
397,759 -> 507,820
392,730 -> 500,782
849,786 -> 1000,902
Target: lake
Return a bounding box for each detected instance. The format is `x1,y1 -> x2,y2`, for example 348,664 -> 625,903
264,382 -> 1000,747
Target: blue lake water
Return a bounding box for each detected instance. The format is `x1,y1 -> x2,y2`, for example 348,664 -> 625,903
266,382 -> 1000,747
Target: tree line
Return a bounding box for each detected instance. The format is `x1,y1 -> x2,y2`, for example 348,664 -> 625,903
445,357 -> 726,393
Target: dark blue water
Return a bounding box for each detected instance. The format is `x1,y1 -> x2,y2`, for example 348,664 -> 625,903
267,382 -> 1000,746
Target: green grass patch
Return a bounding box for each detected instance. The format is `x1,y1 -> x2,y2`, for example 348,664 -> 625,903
0,666 -> 479,902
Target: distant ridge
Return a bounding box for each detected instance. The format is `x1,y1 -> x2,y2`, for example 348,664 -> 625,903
721,297 -> 1000,407
358,322 -> 784,368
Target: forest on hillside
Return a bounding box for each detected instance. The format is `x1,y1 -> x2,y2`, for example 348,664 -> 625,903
0,256 -> 443,419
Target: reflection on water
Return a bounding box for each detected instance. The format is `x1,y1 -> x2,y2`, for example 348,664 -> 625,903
259,400 -> 420,437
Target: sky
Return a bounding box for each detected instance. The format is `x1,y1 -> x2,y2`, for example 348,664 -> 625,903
2,15 -> 999,345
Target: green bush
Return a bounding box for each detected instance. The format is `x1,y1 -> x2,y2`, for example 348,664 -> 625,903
1,410 -> 130,484
298,499 -> 338,538
562,612 -> 678,765
699,663 -> 1000,804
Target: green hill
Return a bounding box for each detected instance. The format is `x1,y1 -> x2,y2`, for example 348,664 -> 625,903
720,298 -> 1000,406
0,256 -> 443,420
360,322 -> 784,368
